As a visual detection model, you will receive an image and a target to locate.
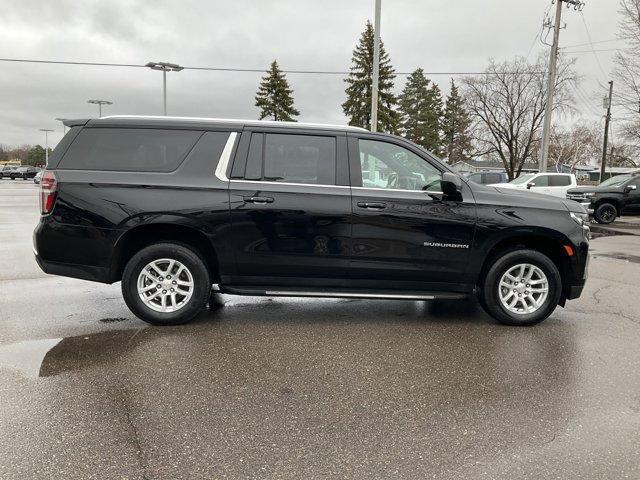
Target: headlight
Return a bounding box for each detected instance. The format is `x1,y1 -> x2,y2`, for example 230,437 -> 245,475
570,211 -> 589,226
584,192 -> 596,198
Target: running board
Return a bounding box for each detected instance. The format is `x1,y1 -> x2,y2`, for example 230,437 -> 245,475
219,286 -> 469,301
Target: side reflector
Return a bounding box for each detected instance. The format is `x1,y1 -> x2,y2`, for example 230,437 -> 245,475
563,245 -> 575,257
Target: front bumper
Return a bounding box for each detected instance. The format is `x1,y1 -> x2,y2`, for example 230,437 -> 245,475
580,202 -> 594,215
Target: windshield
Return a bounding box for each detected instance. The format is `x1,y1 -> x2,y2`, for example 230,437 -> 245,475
509,174 -> 535,185
599,175 -> 632,188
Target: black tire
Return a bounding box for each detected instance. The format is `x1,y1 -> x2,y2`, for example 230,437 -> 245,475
479,249 -> 562,326
594,202 -> 617,224
121,242 -> 211,326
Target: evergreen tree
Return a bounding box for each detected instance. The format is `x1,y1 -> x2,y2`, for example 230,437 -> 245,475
27,145 -> 47,166
255,60 -> 300,122
443,79 -> 473,163
342,21 -> 400,134
398,68 -> 444,154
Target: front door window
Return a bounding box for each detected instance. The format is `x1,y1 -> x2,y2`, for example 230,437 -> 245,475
358,139 -> 442,192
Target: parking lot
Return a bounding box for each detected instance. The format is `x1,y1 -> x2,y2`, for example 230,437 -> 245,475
1,179 -> 639,479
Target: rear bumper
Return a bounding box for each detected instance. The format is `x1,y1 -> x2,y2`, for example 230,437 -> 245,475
33,216 -> 120,284
35,254 -> 112,283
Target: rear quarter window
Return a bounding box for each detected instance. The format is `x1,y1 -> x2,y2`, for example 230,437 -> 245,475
484,173 -> 503,184
59,128 -> 202,172
550,175 -> 572,187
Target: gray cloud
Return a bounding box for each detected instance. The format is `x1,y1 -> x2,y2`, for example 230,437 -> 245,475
0,0 -> 620,147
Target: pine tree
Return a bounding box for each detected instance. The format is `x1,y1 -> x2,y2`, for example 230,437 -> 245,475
398,68 -> 444,154
442,79 -> 473,163
255,60 -> 300,122
342,21 -> 400,134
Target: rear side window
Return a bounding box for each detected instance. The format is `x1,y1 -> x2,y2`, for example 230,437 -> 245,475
484,173 -> 503,184
467,173 -> 482,183
242,133 -> 336,185
59,128 -> 201,172
532,175 -> 550,187
549,175 -> 571,187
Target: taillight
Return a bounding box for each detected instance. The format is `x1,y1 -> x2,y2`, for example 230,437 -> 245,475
40,171 -> 58,215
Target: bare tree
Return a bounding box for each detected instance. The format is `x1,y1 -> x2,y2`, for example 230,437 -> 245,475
615,1 -> 640,107
549,122 -> 602,169
462,55 -> 576,180
614,1 -> 640,156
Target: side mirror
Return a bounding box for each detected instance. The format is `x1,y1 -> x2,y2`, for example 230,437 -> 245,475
527,182 -> 536,189
624,185 -> 637,194
441,172 -> 462,196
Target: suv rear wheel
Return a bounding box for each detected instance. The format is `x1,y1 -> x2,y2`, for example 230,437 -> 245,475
121,242 -> 211,325
594,202 -> 617,224
480,249 -> 562,326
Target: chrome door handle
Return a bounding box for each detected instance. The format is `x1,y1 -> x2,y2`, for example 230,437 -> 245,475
357,202 -> 386,210
243,196 -> 274,204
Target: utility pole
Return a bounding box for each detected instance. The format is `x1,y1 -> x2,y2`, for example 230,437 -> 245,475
370,0 -> 382,132
539,0 -> 585,173
600,80 -> 614,182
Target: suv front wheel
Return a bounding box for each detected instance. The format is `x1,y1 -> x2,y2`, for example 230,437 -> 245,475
480,249 -> 562,326
121,242 -> 211,325
594,202 -> 617,225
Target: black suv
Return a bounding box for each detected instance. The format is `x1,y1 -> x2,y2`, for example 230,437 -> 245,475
34,116 -> 590,326
567,173 -> 640,224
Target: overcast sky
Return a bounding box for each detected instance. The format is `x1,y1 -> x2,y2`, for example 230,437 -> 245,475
0,0 -> 623,147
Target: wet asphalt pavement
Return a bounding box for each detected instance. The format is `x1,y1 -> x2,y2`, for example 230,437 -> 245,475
1,180 -> 639,479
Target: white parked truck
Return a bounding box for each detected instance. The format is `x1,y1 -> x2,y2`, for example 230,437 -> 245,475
490,173 -> 577,198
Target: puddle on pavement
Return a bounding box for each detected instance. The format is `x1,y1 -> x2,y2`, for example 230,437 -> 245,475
592,253 -> 640,264
0,328 -> 145,379
589,224 -> 638,239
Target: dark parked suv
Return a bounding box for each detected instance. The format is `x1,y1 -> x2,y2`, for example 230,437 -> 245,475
34,116 -> 590,326
567,173 -> 640,224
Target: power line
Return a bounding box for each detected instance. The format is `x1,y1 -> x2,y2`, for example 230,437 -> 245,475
579,11 -> 608,80
563,38 -> 626,49
573,81 -> 603,117
563,48 -> 621,54
0,57 -> 546,76
526,0 -> 555,59
0,58 -> 147,68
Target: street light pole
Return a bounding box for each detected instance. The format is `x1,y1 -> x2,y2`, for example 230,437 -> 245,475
39,129 -> 54,166
87,99 -> 113,117
370,0 -> 382,132
146,62 -> 184,116
54,118 -> 68,135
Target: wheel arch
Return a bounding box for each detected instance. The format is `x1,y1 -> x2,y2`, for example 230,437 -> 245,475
110,223 -> 219,283
594,198 -> 621,216
475,233 -> 572,301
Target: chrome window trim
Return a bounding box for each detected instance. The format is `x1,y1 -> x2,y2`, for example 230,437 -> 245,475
226,179 -> 443,194
229,179 -> 350,189
214,132 -> 238,182
352,186 -> 444,195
